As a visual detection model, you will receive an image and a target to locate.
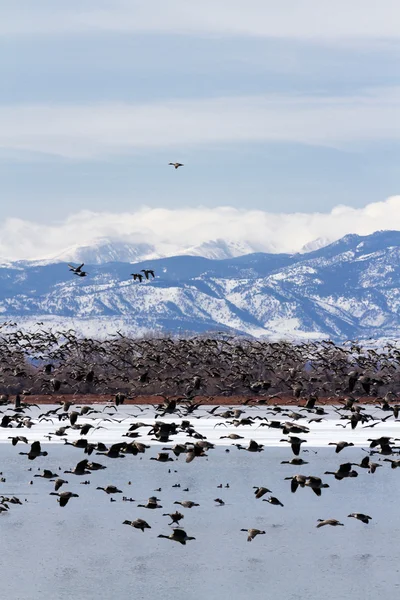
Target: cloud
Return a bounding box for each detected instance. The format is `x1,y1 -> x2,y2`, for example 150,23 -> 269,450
0,89 -> 399,158
3,1 -> 400,39
1,196 -> 400,261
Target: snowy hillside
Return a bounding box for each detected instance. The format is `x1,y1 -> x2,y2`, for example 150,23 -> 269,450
0,230 -> 399,340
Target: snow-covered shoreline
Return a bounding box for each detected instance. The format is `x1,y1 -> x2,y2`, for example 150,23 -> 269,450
1,404 -> 397,448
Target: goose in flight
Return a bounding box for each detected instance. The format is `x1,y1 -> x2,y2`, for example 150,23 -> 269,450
169,162 -> 184,169
68,263 -> 84,273
141,269 -> 155,279
158,528 -> 195,545
316,519 -> 344,528
241,528 -> 266,542
49,491 -> 79,507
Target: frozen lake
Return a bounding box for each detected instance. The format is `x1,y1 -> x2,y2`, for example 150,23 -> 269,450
0,404 -> 399,599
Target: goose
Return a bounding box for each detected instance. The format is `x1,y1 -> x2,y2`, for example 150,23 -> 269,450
168,162 -> 184,169
246,440 -> 264,453
123,519 -> 151,532
162,511 -> 184,525
96,485 -> 123,494
284,474 -> 307,493
158,528 -> 195,545
348,513 -> 372,524
138,497 -> 162,509
8,436 -> 28,446
49,491 -> 79,507
281,458 -> 309,465
140,269 -> 155,279
214,498 -> 225,506
19,441 -> 48,460
51,478 -> 68,491
174,500 -> 199,508
305,476 -> 330,496
241,528 -> 266,542
328,441 -> 354,453
68,263 -> 84,273
316,519 -> 344,528
280,436 -> 307,456
263,496 -> 284,507
34,469 -> 59,479
357,456 -> 382,473
253,486 -> 272,499
64,459 -> 91,476
324,462 -> 358,480
150,452 -> 174,463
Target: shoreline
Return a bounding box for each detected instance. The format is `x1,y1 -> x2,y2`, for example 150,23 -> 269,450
10,393 -> 382,406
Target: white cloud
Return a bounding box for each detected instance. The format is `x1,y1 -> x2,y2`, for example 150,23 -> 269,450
3,1 -> 400,39
0,89 -> 399,158
1,196 -> 399,261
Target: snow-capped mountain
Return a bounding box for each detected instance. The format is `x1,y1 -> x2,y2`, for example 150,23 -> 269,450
18,237 -> 269,266
0,230 -> 399,341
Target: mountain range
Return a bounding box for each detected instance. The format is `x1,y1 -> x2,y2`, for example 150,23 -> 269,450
0,230 -> 399,341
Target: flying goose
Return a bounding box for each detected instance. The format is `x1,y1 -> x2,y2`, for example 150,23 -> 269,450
316,519 -> 344,528
138,497 -> 162,509
34,469 -> 59,479
263,496 -> 284,507
96,485 -> 123,494
348,513 -> 372,524
305,476 -> 330,496
123,519 -> 151,532
241,528 -> 266,542
174,500 -> 199,508
158,528 -> 195,545
328,441 -> 354,453
324,462 -> 358,480
253,486 -> 272,499
49,491 -> 79,507
168,162 -> 184,169
163,511 -> 184,525
284,474 -> 307,493
19,441 -> 48,460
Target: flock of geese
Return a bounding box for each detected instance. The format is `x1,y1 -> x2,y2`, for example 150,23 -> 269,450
0,327 -> 399,401
0,385 -> 399,544
0,326 -> 399,544
68,264 -> 155,282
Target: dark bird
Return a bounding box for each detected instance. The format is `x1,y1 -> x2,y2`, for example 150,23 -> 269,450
158,528 -> 195,545
96,485 -> 123,494
141,269 -> 155,279
241,528 -> 266,542
328,441 -> 354,454
19,441 -> 48,460
163,511 -> 184,525
138,497 -> 162,509
253,486 -> 272,499
49,491 -> 79,507
123,519 -> 151,532
316,519 -> 344,528
169,162 -> 184,169
263,496 -> 284,507
348,513 -> 372,524
68,263 -> 84,273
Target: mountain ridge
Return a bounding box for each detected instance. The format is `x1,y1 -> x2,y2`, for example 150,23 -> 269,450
0,230 -> 399,341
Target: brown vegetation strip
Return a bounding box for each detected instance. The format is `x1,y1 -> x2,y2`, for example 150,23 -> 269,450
20,394 -> 379,406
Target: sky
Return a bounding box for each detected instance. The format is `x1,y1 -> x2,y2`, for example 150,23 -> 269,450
1,1 -> 400,259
